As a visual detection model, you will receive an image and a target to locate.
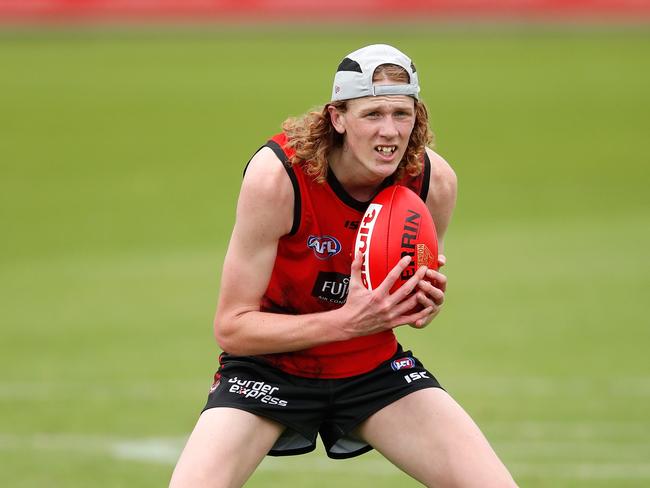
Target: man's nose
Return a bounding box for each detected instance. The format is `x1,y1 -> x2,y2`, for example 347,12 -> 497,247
378,116 -> 399,138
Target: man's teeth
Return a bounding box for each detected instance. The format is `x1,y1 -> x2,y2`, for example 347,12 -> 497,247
376,146 -> 396,155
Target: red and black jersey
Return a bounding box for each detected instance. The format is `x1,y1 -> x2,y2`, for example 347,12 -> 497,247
245,133 -> 430,378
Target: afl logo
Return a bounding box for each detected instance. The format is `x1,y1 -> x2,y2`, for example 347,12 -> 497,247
391,357 -> 416,371
307,235 -> 342,260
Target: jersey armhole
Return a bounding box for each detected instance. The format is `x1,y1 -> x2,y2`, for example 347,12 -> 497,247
243,141 -> 301,236
419,152 -> 431,203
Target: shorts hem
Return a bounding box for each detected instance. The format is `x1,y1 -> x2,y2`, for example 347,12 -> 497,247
326,444 -> 374,460
267,444 -> 317,457
326,383 -> 443,459
347,382 -> 443,432
201,403 -> 316,452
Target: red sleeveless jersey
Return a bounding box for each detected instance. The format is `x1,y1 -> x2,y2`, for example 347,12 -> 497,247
251,133 -> 431,378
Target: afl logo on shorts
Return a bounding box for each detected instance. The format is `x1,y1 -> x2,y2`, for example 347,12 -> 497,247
307,235 -> 342,260
391,357 -> 416,371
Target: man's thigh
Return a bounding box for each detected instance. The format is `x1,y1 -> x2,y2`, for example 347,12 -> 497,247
356,388 -> 517,488
169,407 -> 284,488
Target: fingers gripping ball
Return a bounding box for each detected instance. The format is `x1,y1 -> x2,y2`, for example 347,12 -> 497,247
354,185 -> 438,293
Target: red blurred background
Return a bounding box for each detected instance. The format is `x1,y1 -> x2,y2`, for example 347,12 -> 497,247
1,0 -> 649,23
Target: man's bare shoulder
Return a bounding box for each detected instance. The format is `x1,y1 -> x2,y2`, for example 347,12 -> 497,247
424,147 -> 457,242
244,146 -> 293,191
237,146 -> 295,237
425,147 -> 457,201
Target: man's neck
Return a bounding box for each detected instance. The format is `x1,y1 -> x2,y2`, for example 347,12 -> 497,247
328,147 -> 385,202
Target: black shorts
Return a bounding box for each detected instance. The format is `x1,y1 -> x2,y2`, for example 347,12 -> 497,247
202,346 -> 442,459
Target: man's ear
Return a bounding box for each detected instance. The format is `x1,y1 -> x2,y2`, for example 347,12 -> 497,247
328,105 -> 346,134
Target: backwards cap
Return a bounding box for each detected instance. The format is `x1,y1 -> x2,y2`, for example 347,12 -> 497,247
331,44 -> 420,102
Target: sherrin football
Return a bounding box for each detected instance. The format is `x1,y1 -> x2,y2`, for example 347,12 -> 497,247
354,185 -> 438,293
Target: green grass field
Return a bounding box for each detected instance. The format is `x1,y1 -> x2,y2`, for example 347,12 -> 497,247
1,26 -> 649,487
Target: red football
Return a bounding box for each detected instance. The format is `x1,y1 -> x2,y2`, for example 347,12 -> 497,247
354,185 -> 438,293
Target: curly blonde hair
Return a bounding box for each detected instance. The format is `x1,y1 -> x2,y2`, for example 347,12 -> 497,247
282,64 -> 434,183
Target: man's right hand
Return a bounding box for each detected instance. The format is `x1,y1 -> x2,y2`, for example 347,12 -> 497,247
338,252 -> 441,337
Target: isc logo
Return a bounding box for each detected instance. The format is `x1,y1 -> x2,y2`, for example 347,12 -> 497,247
404,371 -> 429,384
307,235 -> 342,260
391,357 -> 416,371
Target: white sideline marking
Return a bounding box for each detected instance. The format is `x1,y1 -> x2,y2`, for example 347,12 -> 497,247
511,462 -> 650,480
497,440 -> 650,458
111,438 -> 186,464
486,420 -> 650,439
0,433 -> 185,464
449,376 -> 650,397
2,432 -> 650,479
0,433 -> 398,474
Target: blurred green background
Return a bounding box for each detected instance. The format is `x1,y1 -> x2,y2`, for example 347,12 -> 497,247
1,26 -> 649,487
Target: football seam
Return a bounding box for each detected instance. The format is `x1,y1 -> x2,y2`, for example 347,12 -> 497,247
385,185 -> 398,284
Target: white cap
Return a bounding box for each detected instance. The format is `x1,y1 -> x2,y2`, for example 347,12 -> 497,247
331,44 -> 420,102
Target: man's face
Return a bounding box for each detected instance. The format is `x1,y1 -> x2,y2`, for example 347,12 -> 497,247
334,93 -> 416,181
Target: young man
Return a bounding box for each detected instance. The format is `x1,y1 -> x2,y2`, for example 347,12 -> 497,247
170,44 -> 517,487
